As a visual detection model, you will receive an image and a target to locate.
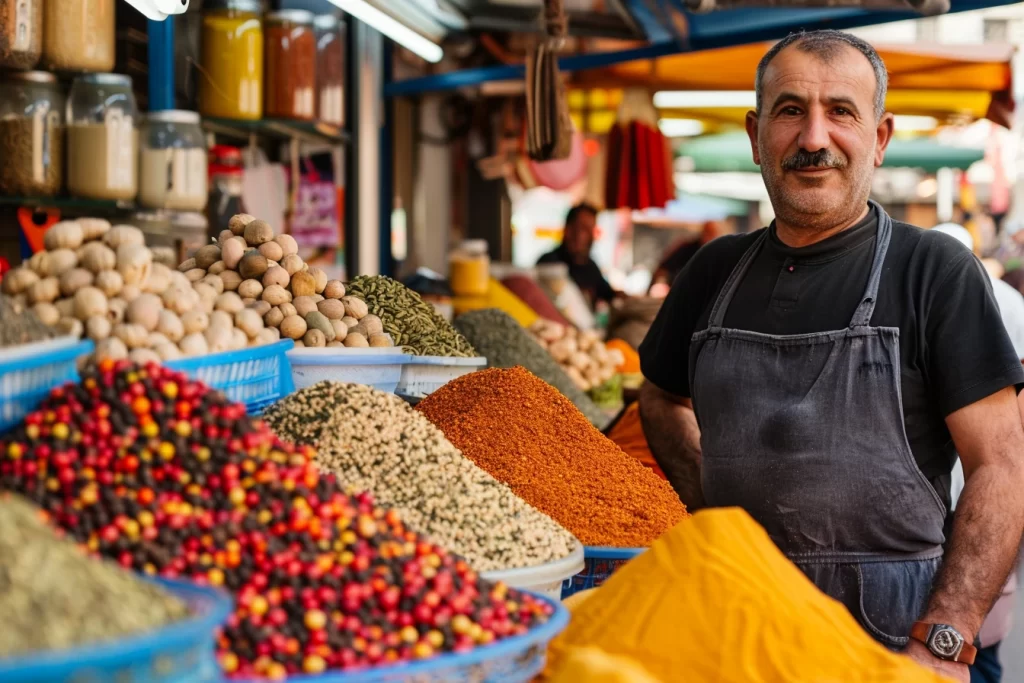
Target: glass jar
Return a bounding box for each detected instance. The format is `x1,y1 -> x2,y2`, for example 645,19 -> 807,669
43,0 -> 115,72
449,239 -> 491,297
314,14 -> 344,127
139,110 -> 208,212
66,73 -> 138,201
265,10 -> 315,120
0,72 -> 64,196
198,0 -> 263,120
0,0 -> 42,69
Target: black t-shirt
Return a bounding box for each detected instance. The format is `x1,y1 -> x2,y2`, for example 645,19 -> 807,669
537,246 -> 616,306
639,206 -> 1024,508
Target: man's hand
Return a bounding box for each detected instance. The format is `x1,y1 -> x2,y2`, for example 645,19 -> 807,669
638,382 -> 705,509
903,640 -> 968,683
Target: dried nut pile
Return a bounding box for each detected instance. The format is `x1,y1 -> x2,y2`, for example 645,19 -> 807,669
528,320 -> 623,393
0,361 -> 554,679
0,293 -> 55,347
346,275 -> 474,357
264,382 -> 578,572
454,309 -> 609,430
0,218 -> 273,364
0,493 -> 188,658
190,214 -> 392,350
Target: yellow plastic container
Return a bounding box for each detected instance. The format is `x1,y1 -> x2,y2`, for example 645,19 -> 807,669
449,239 -> 490,297
486,279 -> 538,328
198,0 -> 264,121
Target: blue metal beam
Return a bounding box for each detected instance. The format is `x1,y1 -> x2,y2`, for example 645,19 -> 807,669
621,0 -> 675,42
147,18 -> 175,111
385,0 -> 1020,97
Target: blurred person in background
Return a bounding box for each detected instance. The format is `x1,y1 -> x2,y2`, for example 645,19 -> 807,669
648,221 -> 724,297
537,202 -> 620,309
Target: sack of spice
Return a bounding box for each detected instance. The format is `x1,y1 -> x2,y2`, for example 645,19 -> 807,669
543,508 -> 949,683
416,366 -> 687,548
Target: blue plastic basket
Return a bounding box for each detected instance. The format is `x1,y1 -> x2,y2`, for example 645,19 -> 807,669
0,578 -> 233,683
166,340 -> 295,415
239,591 -> 569,683
0,337 -> 94,434
561,546 -> 645,598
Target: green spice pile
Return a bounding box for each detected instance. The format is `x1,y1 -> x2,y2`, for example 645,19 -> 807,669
264,381 -> 578,572
0,361 -> 555,679
454,309 -> 609,429
346,275 -> 475,357
0,493 -> 188,658
0,293 -> 54,347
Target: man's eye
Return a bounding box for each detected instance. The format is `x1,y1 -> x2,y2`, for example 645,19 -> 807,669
780,106 -> 802,116
834,108 -> 850,116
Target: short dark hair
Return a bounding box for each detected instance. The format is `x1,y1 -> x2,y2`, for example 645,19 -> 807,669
565,202 -> 599,228
755,30 -> 888,120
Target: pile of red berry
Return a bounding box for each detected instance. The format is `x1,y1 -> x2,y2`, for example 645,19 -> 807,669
0,361 -> 554,680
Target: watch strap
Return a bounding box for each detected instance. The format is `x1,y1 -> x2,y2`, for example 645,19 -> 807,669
910,621 -> 977,665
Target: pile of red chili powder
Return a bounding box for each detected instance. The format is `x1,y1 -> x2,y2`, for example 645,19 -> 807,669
0,361 -> 554,680
416,367 -> 687,547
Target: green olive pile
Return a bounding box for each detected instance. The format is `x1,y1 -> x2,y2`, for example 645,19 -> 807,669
0,361 -> 555,679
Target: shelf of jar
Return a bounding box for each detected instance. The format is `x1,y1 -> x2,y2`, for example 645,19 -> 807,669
202,117 -> 349,145
0,195 -> 135,212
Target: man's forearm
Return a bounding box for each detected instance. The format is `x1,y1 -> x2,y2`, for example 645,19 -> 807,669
922,461 -> 1024,641
638,383 -> 706,510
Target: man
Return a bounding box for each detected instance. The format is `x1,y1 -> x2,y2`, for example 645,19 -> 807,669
537,203 -> 617,308
638,30 -> 1024,683
648,221 -> 723,297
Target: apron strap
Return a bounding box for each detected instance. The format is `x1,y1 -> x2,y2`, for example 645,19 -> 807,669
708,230 -> 768,328
849,201 -> 892,329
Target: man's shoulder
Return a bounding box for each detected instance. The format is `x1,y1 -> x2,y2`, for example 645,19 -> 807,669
690,229 -> 763,274
536,249 -> 562,265
889,220 -> 975,268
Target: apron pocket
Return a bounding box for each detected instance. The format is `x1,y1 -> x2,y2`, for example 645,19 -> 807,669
853,559 -> 939,650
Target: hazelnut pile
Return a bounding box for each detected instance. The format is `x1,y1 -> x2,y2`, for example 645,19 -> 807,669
189,214 -> 393,350
264,382 -> 578,572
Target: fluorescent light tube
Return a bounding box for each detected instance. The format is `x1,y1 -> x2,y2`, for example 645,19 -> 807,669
654,91 -> 757,109
328,0 -> 444,63
658,118 -> 705,137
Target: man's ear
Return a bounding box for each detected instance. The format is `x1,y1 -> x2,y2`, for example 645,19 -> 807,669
875,112 -> 895,168
745,111 -> 761,166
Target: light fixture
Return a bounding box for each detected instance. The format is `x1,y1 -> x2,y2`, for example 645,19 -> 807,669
658,119 -> 705,138
894,115 -> 939,132
328,0 -> 444,64
121,0 -> 188,21
654,91 -> 757,109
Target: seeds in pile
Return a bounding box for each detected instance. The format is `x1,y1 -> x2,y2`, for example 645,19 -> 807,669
346,275 -> 475,357
0,493 -> 188,658
417,366 -> 688,548
0,292 -> 54,347
454,309 -> 609,429
0,361 -> 554,679
264,382 -> 578,572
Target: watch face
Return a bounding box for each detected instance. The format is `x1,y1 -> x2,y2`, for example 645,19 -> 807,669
931,626 -> 964,658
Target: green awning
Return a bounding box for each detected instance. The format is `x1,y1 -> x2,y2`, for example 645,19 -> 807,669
679,133 -> 984,174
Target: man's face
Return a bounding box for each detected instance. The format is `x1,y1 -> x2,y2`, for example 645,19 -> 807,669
746,43 -> 894,231
565,211 -> 596,260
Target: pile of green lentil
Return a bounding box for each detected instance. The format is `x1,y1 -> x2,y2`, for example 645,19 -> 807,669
454,308 -> 609,429
346,275 -> 476,357
0,293 -> 54,348
264,381 -> 578,572
0,493 -> 188,658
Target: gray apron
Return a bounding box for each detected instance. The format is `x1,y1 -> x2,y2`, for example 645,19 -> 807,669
688,205 -> 947,648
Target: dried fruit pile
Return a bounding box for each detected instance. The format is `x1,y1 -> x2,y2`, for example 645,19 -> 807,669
0,493 -> 189,658
0,362 -> 555,679
264,382 -> 578,572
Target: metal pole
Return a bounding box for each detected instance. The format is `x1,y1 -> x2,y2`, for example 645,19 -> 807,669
379,45 -> 394,277
344,14 -> 361,278
147,19 -> 175,111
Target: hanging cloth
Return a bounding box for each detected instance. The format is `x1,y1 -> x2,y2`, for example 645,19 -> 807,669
525,0 -> 574,161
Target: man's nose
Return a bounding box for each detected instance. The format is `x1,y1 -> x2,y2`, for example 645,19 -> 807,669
797,110 -> 830,153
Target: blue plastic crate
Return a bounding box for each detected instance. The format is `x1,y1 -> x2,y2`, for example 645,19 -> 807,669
239,592 -> 569,683
0,578 -> 232,683
0,338 -> 94,434
561,546 -> 645,598
166,340 -> 295,415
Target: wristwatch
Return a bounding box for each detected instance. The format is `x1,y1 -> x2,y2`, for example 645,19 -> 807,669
910,622 -> 977,665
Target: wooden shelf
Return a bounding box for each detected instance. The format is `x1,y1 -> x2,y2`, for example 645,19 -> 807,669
202,118 -> 350,145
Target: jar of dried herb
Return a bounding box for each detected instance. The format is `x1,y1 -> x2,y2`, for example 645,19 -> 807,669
314,14 -> 344,127
0,71 -> 64,197
42,0 -> 115,72
265,10 -> 316,121
0,0 -> 42,69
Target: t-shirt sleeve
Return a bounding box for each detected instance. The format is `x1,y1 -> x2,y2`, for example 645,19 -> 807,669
926,252 -> 1024,416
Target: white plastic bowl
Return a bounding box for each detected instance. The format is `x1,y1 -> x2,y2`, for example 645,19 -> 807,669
396,355 -> 487,397
481,543 -> 585,601
286,347 -> 409,393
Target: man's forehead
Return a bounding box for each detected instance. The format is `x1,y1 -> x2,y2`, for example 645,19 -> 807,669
761,42 -> 876,97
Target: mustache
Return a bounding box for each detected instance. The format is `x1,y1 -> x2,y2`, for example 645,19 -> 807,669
782,149 -> 845,171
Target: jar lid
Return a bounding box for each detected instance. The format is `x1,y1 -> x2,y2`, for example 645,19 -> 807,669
313,13 -> 340,29
205,0 -> 261,11
266,9 -> 314,24
147,110 -> 201,125
2,71 -> 58,84
74,73 -> 132,87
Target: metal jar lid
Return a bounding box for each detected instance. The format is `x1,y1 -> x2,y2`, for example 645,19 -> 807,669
204,0 -> 262,12
313,13 -> 341,30
266,9 -> 314,24
146,110 -> 201,125
2,71 -> 59,85
73,73 -> 133,87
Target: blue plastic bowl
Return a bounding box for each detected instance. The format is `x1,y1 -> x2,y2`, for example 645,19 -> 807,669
0,578 -> 233,683
236,591 -> 569,683
561,546 -> 645,598
0,338 -> 94,434
166,339 -> 295,415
